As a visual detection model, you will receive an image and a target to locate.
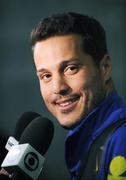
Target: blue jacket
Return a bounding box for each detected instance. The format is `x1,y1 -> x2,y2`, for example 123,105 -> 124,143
65,91 -> 126,179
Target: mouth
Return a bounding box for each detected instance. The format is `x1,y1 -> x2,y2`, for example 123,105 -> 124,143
55,94 -> 80,113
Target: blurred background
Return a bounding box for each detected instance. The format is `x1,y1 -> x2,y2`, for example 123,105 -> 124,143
0,0 -> 126,179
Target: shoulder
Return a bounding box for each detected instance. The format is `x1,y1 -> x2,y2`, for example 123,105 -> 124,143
109,122 -> 126,144
98,123 -> 126,179
104,122 -> 126,156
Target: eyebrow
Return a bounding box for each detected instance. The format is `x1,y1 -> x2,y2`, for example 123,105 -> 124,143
36,58 -> 80,74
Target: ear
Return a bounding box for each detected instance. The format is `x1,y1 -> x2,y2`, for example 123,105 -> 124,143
99,55 -> 112,84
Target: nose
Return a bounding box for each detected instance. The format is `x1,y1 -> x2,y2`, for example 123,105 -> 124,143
52,75 -> 70,95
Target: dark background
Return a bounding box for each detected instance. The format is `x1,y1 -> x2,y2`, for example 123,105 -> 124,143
0,0 -> 126,179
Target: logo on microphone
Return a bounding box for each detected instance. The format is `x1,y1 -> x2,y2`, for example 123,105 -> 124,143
24,152 -> 39,171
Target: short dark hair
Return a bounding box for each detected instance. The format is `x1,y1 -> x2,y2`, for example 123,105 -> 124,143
31,12 -> 108,65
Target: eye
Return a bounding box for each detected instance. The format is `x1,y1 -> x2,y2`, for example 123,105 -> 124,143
64,65 -> 79,75
39,73 -> 52,82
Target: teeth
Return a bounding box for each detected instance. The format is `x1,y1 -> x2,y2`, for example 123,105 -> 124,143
60,101 -> 71,107
59,98 -> 77,107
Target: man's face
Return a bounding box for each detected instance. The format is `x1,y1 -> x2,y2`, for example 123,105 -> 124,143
33,34 -> 106,129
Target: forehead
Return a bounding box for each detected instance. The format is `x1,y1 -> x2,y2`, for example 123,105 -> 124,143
33,34 -> 88,71
33,34 -> 83,57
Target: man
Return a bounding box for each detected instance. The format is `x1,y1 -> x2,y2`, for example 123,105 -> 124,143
31,12 -> 126,179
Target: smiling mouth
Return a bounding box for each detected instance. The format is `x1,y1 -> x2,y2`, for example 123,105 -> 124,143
55,95 -> 80,112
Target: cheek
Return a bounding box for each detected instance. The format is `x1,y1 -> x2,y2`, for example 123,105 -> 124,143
39,82 -> 50,103
68,72 -> 88,90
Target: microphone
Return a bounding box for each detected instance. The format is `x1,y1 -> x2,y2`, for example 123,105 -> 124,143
0,112 -> 41,180
5,112 -> 40,151
19,116 -> 54,155
1,116 -> 54,180
0,112 -> 40,179
14,112 -> 40,141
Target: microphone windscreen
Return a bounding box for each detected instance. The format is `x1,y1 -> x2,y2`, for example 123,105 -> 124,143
14,112 -> 40,141
19,116 -> 54,155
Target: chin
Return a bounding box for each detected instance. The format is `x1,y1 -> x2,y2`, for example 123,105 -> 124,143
58,117 -> 81,130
